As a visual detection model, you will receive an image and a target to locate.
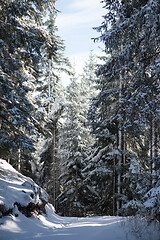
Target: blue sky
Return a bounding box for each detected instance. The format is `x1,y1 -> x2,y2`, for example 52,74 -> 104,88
56,0 -> 106,78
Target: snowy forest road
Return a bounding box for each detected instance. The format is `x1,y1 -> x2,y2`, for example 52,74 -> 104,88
1,159 -> 159,240
45,217 -> 126,240
0,212 -> 139,240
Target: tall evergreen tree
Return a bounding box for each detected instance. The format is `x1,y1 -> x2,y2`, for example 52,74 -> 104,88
36,81 -> 66,207
57,54 -> 98,216
0,0 -> 64,174
88,0 -> 160,216
33,8 -> 70,207
56,73 -> 86,216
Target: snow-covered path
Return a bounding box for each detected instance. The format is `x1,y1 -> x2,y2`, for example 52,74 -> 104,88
1,208 -> 160,240
46,217 -> 127,240
0,206 -> 133,240
0,160 -> 159,240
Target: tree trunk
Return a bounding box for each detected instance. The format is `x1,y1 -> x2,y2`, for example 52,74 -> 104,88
117,67 -> 123,215
48,60 -> 51,113
151,117 -> 156,184
113,158 -> 116,215
52,124 -> 56,207
18,148 -> 21,172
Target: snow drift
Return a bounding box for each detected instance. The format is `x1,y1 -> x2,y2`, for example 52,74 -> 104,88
0,159 -> 49,218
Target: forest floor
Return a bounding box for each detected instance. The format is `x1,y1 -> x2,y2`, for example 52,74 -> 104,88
0,159 -> 159,240
0,206 -> 160,240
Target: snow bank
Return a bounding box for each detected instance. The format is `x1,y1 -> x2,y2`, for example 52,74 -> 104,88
0,159 -> 49,217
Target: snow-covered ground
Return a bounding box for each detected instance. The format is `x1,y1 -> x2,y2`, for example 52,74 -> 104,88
0,159 -> 159,240
0,205 -> 132,240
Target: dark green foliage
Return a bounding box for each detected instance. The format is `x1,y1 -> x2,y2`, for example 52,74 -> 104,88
87,0 -> 160,217
0,0 -> 60,170
56,59 -> 97,216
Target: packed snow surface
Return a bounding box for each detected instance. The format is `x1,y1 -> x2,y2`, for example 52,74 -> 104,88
0,159 -> 159,240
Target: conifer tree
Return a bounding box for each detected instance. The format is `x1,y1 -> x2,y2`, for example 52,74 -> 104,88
33,8 -> 70,207
57,54 -> 98,216
56,73 -> 86,216
0,0 -> 65,174
88,0 -> 160,216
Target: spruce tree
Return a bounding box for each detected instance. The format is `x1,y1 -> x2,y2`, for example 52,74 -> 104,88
88,0 -> 160,216
0,0 -> 65,175
57,54 -> 98,216
33,9 -> 70,207
57,73 -> 86,216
